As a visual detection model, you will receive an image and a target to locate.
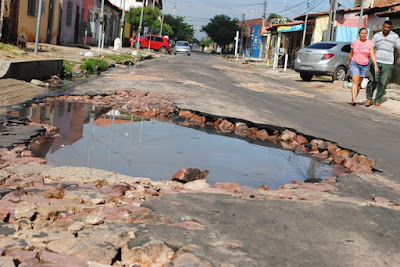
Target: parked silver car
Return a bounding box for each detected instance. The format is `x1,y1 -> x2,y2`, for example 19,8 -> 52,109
174,41 -> 191,56
294,41 -> 351,81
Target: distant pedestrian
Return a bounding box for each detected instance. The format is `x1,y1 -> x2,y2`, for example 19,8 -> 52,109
365,20 -> 400,107
346,28 -> 378,106
201,43 -> 205,52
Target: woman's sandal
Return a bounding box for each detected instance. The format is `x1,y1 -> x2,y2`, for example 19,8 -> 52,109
364,100 -> 372,107
349,102 -> 356,106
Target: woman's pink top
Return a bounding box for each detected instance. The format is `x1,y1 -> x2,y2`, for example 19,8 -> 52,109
351,39 -> 374,65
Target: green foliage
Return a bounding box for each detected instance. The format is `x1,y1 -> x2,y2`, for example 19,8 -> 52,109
267,13 -> 282,21
152,20 -> 174,36
164,15 -> 195,41
63,60 -> 76,78
104,54 -> 132,63
81,58 -> 108,73
201,15 -> 239,48
200,37 -> 213,47
125,6 -> 161,32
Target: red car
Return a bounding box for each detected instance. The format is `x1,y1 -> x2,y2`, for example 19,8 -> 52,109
133,34 -> 170,53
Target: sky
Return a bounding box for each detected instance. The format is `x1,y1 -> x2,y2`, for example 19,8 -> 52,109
161,0 -> 357,40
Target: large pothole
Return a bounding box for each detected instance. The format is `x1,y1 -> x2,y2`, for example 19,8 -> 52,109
3,90 -> 375,189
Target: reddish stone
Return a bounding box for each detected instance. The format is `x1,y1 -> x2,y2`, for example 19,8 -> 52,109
178,110 -> 192,118
257,185 -> 270,191
296,135 -> 308,144
332,149 -> 351,164
310,139 -> 326,149
20,151 -> 33,158
350,164 -> 372,173
256,129 -> 269,141
280,129 -> 296,141
189,114 -> 205,126
169,221 -> 206,231
311,151 -> 329,159
145,187 -> 160,196
111,183 -> 131,196
244,127 -> 259,139
234,122 -> 248,136
325,177 -> 337,182
344,158 -> 357,169
327,144 -> 338,153
172,168 -> 209,183
281,183 -> 299,189
219,120 -> 235,133
213,118 -> 222,130
359,157 -> 375,168
214,182 -> 241,192
6,250 -> 37,263
40,251 -> 87,266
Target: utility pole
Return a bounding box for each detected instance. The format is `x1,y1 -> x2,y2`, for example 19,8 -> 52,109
261,1 -> 267,60
302,0 -> 310,48
34,0 -> 44,55
357,0 -> 365,35
327,0 -> 334,41
136,0 -> 145,50
119,0 -> 126,40
331,0 -> 338,41
173,0 -> 176,17
240,13 -> 245,57
284,0 -> 287,22
160,12 -> 165,35
97,0 -> 105,56
0,0 -> 5,41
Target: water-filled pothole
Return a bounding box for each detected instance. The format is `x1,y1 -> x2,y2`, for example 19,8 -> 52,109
12,100 -> 341,189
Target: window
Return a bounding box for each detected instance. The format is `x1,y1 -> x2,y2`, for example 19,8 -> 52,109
307,43 -> 337,49
341,45 -> 351,53
155,37 -> 163,42
27,0 -> 36,16
66,1 -> 73,26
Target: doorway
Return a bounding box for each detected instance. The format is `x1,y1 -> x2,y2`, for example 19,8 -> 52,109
46,0 -> 54,43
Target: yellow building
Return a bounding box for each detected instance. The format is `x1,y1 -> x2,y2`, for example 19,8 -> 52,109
3,0 -> 62,45
312,15 -> 330,43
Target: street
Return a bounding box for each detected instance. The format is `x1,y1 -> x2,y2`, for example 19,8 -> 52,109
1,50 -> 400,266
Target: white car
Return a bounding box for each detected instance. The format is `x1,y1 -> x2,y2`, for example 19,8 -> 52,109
174,41 -> 191,56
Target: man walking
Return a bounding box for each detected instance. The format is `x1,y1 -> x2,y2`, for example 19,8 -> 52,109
365,20 -> 400,107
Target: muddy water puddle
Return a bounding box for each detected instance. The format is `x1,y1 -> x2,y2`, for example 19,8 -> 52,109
12,100 -> 337,189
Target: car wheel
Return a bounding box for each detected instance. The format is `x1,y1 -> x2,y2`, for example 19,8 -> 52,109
300,72 -> 313,81
188,53 -> 190,56
159,46 -> 167,53
333,66 -> 347,81
174,52 -> 176,55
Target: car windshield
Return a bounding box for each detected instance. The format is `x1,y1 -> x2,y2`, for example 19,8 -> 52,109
176,41 -> 189,46
307,43 -> 337,49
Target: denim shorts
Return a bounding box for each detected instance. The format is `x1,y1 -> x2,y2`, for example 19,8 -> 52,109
349,60 -> 369,77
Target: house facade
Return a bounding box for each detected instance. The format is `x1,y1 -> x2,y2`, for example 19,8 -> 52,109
2,0 -> 62,45
59,0 -> 83,44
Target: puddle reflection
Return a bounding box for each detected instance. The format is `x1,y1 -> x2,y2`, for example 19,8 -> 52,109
12,101 -> 337,189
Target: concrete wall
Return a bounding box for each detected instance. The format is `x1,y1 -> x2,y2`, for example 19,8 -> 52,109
0,59 -> 63,81
60,0 -> 83,44
18,0 -> 62,44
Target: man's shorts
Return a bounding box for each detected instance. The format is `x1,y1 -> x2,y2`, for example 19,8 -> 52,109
349,60 -> 369,77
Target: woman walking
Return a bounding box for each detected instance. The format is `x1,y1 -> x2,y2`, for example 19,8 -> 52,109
346,28 -> 378,106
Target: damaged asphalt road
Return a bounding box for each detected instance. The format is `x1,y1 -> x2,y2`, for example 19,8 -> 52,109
0,51 -> 399,266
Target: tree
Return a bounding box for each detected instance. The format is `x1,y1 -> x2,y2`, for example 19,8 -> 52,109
201,15 -> 239,49
153,20 -> 174,36
267,13 -> 282,21
164,15 -> 195,41
125,6 -> 161,33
